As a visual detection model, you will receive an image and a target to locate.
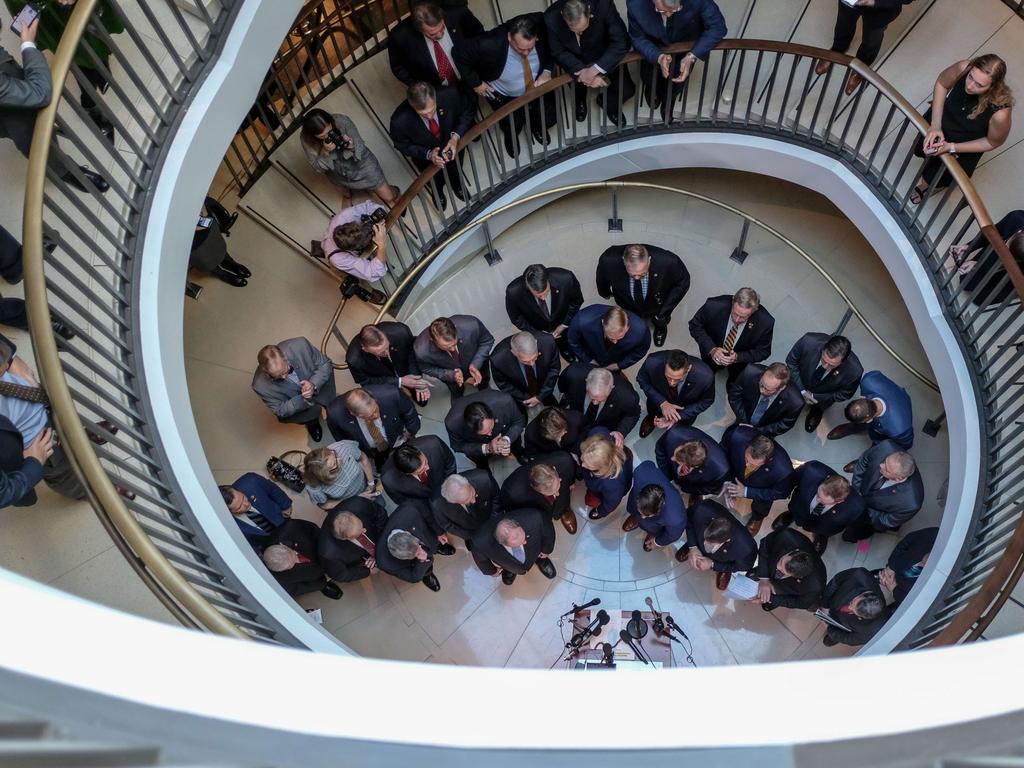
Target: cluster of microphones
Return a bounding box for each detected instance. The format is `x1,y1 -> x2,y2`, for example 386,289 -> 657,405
562,597 -> 688,666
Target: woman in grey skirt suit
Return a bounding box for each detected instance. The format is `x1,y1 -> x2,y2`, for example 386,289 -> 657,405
300,110 -> 399,206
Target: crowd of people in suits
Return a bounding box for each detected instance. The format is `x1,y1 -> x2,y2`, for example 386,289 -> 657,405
240,238 -> 936,649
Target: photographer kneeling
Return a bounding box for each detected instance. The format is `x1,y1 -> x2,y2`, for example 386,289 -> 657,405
318,202 -> 390,306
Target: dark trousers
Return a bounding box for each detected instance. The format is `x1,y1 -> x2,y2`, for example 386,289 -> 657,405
842,512 -> 895,543
443,363 -> 491,399
640,56 -> 691,119
575,68 -> 636,118
702,354 -> 746,386
749,498 -> 773,521
0,225 -> 23,283
413,153 -> 465,201
76,65 -> 109,115
487,90 -> 557,154
278,376 -> 338,426
914,128 -> 984,190
830,3 -> 903,66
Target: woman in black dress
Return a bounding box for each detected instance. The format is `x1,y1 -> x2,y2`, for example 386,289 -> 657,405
911,54 -> 1014,204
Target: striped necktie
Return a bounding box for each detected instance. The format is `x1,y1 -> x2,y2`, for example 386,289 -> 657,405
722,323 -> 739,353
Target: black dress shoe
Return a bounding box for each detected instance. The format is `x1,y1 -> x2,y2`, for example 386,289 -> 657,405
321,583 -> 343,600
575,99 -> 589,122
813,534 -> 828,555
451,186 -> 467,203
436,542 -> 456,556
638,415 -> 656,439
62,166 -> 109,193
606,110 -> 627,128
306,421 -> 323,442
88,110 -> 115,142
653,327 -> 667,347
501,569 -> 516,585
804,406 -> 823,433
422,572 -> 441,591
503,134 -> 518,158
437,192 -> 448,212
223,212 -> 238,234
211,266 -> 247,287
771,511 -> 793,531
531,129 -> 550,145
822,633 -> 838,647
535,557 -> 557,579
587,507 -> 602,520
761,601 -> 776,612
51,317 -> 76,340
221,255 -> 251,278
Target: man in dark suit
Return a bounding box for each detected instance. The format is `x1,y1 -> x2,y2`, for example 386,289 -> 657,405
752,528 -> 826,611
558,364 -> 641,442
326,386 -> 420,467
879,526 -> 937,605
688,288 -> 774,384
380,434 -> 455,504
626,0 -> 726,116
490,331 -> 560,413
261,519 -> 341,599
387,0 -> 484,89
521,406 -> 586,462
252,337 -> 337,442
722,426 -> 794,536
727,362 -> 804,439
842,442 -> 924,543
346,322 -> 431,404
545,0 -> 634,124
623,460 -> 687,551
433,470 -> 500,546
414,314 -> 494,398
786,333 -> 863,433
377,500 -> 456,591
595,243 -> 690,347
655,424 -> 730,498
471,507 -> 557,584
453,13 -> 557,157
389,82 -> 475,210
636,349 -> 714,437
822,567 -> 889,647
773,461 -> 866,554
678,499 -> 756,587
828,370 -> 914,453
318,497 -> 388,585
0,417 -> 48,510
444,389 -> 526,469
219,473 -> 292,548
505,263 -> 585,362
567,304 -> 651,372
499,451 -> 578,534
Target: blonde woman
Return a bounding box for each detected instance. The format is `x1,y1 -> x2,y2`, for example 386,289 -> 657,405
579,426 -> 633,520
302,440 -> 379,510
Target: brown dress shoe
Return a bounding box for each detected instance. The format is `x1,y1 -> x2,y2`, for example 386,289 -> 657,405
674,546 -> 690,563
746,517 -> 763,537
843,460 -> 857,473
560,509 -> 578,535
814,59 -> 832,76
715,571 -> 731,591
622,514 -> 641,532
844,71 -> 864,96
638,415 -> 656,439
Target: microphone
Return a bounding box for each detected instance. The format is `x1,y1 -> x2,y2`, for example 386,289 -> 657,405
619,629 -> 650,665
645,596 -> 667,635
559,597 -> 601,618
601,642 -> 614,666
664,614 -> 689,641
626,609 -> 648,639
570,609 -> 610,646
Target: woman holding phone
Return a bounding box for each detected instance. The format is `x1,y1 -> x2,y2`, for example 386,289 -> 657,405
911,54 -> 1014,205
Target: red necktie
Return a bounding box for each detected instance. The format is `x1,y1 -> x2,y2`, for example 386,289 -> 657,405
448,346 -> 460,362
417,469 -> 431,487
296,554 -> 311,564
524,364 -> 539,395
357,533 -> 376,558
839,604 -> 855,615
433,39 -> 457,84
544,494 -> 556,506
428,116 -> 441,141
677,464 -> 691,478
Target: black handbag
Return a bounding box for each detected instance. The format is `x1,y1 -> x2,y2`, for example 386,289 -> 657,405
266,450 -> 306,493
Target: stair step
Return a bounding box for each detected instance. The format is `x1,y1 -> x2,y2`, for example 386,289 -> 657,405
0,740 -> 160,767
0,720 -> 48,739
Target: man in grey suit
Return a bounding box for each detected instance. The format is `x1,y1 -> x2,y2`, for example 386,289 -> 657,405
252,337 -> 337,442
413,314 -> 494,398
842,440 -> 924,542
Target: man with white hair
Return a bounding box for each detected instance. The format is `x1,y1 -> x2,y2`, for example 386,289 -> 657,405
489,330 -> 561,413
557,363 -> 641,443
842,441 -> 925,542
431,470 -> 501,547
325,385 -> 420,468
470,508 -> 557,585
261,520 -> 341,599
375,500 -> 455,591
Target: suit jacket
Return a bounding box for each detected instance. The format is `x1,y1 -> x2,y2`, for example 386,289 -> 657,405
636,351 -> 714,424
789,461 -> 866,537
727,364 -> 804,438
580,427 -> 634,517
505,267 -> 584,334
490,333 -> 561,405
0,415 -> 44,509
326,384 -> 420,455
317,497 -> 388,583
686,499 -> 756,573
627,460 -> 686,545
823,567 -> 890,646
851,440 -> 925,530
558,362 -> 641,435
414,314 -> 494,383
688,295 -> 775,367
754,528 -> 826,610
498,450 -> 576,519
521,408 -> 585,461
0,45 -> 52,155
860,370 -> 914,449
544,0 -> 630,76
267,520 -> 327,597
567,304 -> 651,371
724,424 -> 794,503
595,245 -> 691,321
430,467 -> 500,540
376,500 -> 441,583
626,0 -> 727,64
381,434 -> 456,504
345,321 -> 421,386
453,13 -> 553,91
655,424 -> 730,496
470,506 -> 555,575
389,87 -> 475,163
230,472 -> 292,544
387,5 -> 484,86
252,337 -> 336,421
887,527 -> 938,605
785,332 -> 864,407
445,389 -> 526,460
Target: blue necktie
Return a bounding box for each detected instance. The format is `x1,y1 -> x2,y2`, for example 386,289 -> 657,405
751,395 -> 772,425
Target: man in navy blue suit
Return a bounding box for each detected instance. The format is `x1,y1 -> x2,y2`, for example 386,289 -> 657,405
772,460 -> 865,554
567,304 -> 651,372
722,425 -> 794,536
636,349 -> 714,438
623,460 -> 687,552
679,498 -> 756,588
828,370 -> 914,458
221,473 -> 293,548
626,0 -> 726,117
654,423 -> 730,498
